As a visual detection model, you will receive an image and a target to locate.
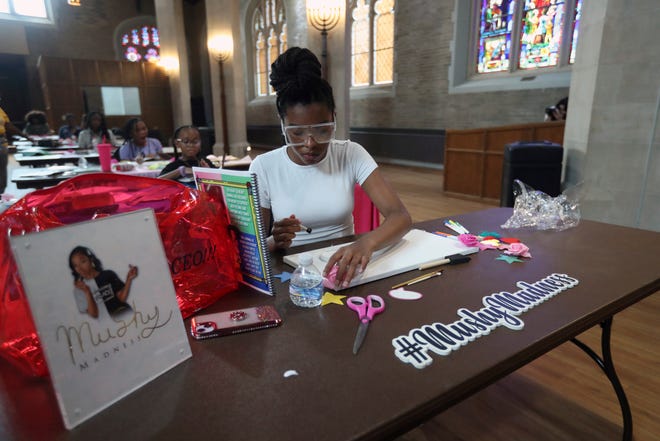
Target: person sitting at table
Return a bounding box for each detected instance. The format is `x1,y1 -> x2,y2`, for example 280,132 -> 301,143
22,110 -> 52,136
1,101 -> 22,194
159,125 -> 214,188
77,111 -> 117,149
57,113 -> 79,140
249,46 -> 412,288
118,117 -> 165,161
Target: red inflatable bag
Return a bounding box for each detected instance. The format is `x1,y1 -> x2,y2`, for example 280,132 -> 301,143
0,173 -> 242,377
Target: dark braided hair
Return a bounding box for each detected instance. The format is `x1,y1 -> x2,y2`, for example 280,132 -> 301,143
270,47 -> 335,119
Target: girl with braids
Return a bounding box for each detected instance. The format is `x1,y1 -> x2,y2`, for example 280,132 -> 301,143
77,111 -> 117,150
159,125 -> 214,188
249,47 -> 411,289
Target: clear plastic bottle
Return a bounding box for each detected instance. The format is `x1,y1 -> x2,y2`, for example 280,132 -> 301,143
289,252 -> 323,308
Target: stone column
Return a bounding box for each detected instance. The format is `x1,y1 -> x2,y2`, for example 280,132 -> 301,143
206,0 -> 249,157
563,0 -> 660,230
154,0 -> 192,128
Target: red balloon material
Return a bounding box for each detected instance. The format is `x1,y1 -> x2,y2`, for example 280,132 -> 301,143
0,173 -> 242,377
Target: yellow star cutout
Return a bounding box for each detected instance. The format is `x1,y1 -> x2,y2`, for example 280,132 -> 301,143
321,292 -> 346,306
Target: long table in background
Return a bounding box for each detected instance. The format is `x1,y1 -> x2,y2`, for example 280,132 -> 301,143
0,208 -> 657,440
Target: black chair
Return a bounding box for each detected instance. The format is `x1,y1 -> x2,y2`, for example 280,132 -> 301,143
500,141 -> 563,207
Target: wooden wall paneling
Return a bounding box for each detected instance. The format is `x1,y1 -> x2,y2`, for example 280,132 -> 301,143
142,85 -> 173,139
71,59 -> 100,85
142,62 -> 168,87
97,60 -> 123,85
444,122 -> 565,202
120,62 -> 144,86
38,56 -> 74,85
483,152 -> 505,201
533,121 -> 565,144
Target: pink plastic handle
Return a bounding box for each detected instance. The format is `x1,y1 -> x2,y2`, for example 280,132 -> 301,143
364,295 -> 385,321
347,295 -> 385,322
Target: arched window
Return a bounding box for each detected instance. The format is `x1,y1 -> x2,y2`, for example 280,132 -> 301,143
114,16 -> 160,63
475,0 -> 582,75
350,0 -> 395,87
252,0 -> 287,97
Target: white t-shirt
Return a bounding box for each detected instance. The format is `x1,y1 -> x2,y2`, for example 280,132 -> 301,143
249,140 -> 378,246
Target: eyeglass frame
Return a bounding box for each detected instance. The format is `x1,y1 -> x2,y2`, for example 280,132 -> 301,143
175,138 -> 202,146
280,121 -> 336,146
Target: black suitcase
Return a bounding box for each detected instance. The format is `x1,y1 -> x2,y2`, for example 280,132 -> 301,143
500,141 -> 563,207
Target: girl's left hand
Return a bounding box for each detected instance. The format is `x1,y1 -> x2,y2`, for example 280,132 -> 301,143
323,240 -> 375,289
199,158 -> 211,168
127,265 -> 138,281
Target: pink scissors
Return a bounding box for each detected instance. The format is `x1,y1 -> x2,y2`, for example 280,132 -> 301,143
347,295 -> 385,354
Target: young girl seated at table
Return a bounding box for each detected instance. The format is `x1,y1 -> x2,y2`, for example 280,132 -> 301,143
249,47 -> 411,288
118,117 -> 166,161
159,125 -> 214,188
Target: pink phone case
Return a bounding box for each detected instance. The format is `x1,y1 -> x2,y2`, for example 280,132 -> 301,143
190,305 -> 282,340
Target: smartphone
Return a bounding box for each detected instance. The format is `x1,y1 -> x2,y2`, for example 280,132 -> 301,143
190,305 -> 282,340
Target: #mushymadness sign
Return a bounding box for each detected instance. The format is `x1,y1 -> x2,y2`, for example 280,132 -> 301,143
392,273 -> 579,369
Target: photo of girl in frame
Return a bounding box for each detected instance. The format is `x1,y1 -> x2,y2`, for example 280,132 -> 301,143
69,246 -> 138,320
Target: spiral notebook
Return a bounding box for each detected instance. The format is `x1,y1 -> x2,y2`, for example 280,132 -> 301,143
193,167 -> 275,296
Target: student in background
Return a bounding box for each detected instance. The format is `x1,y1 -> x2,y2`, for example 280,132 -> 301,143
0,100 -> 22,194
77,111 -> 116,149
118,117 -> 164,161
249,47 -> 411,288
23,110 -> 52,136
159,125 -> 214,188
57,113 -> 79,140
544,97 -> 568,121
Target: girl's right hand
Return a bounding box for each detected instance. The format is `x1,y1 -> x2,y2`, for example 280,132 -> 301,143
74,279 -> 90,293
270,214 -> 302,250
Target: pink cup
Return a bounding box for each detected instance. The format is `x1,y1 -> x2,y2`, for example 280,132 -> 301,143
97,143 -> 113,172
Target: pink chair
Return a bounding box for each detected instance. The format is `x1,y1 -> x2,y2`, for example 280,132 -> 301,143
353,184 -> 380,234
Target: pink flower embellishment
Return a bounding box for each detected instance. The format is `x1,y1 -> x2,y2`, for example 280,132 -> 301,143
504,242 -> 532,258
458,234 -> 479,247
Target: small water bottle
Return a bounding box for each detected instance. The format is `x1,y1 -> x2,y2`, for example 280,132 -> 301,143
289,252 -> 323,308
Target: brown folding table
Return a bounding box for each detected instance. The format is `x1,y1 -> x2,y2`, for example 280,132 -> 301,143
0,208 -> 657,440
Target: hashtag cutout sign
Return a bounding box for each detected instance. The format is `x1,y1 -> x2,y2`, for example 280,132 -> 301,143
392,273 -> 580,369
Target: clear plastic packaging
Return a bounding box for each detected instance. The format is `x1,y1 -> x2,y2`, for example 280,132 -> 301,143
289,253 -> 323,308
501,179 -> 581,231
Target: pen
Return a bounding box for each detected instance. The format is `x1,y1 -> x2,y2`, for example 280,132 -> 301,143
391,270 -> 443,290
299,224 -> 313,234
418,253 -> 471,270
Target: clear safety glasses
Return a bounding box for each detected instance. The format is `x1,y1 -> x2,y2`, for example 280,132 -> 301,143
281,121 -> 336,146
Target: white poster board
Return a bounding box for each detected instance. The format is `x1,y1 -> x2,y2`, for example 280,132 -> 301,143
10,209 -> 191,429
284,229 -> 479,290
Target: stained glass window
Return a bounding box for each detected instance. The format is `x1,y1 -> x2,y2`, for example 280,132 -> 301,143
121,25 -> 160,63
477,0 -> 515,73
252,0 -> 287,97
519,0 -> 565,69
569,0 -> 582,64
475,0 -> 581,75
351,0 -> 395,87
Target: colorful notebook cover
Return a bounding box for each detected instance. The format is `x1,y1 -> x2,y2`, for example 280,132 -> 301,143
193,167 -> 275,296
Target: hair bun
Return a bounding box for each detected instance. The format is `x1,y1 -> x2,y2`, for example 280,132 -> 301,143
270,47 -> 322,93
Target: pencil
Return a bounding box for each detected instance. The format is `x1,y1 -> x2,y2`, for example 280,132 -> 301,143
391,270 -> 442,290
299,224 -> 313,233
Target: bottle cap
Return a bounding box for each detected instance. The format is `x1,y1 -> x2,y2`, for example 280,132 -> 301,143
298,252 -> 313,266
